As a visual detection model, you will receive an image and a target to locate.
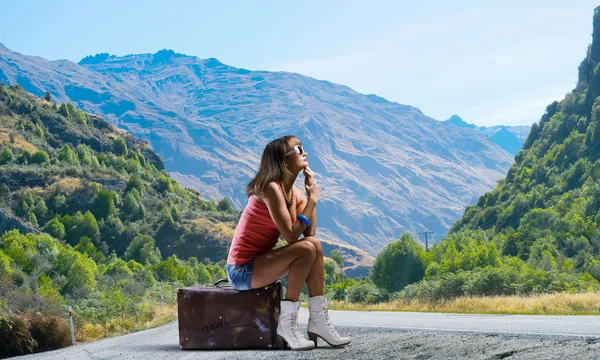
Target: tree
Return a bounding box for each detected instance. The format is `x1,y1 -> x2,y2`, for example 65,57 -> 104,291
0,146 -> 14,165
51,194 -> 68,214
28,212 -> 38,228
17,149 -> 31,164
125,175 -> 145,194
123,190 -> 144,219
217,198 -> 232,212
124,234 -> 155,263
113,138 -> 128,156
370,233 -> 426,292
62,211 -> 100,246
195,262 -> 211,284
30,150 -> 49,165
74,236 -> 105,263
330,249 -> 344,268
35,125 -> 44,138
140,242 -> 161,265
152,255 -> 195,284
43,217 -> 66,240
44,91 -> 52,102
66,103 -> 76,117
74,109 -> 87,124
156,173 -> 172,193
94,190 -> 115,219
58,145 -> 79,165
58,103 -> 69,117
171,205 -> 181,222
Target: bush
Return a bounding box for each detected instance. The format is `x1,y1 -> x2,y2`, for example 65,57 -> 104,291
371,233 -> 426,292
113,138 -> 128,156
0,146 -> 14,165
0,313 -> 37,357
29,313 -> 72,351
30,150 -> 49,165
398,262 -> 600,302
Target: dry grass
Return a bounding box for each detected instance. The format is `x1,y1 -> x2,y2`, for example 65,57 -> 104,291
0,129 -> 39,152
324,292 -> 600,315
76,303 -> 177,344
52,177 -> 83,193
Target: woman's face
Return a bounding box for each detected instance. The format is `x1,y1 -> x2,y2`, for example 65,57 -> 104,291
285,144 -> 308,172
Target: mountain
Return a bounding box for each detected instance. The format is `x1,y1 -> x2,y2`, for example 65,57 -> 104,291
0,45 -> 514,256
449,6 -> 600,270
444,115 -> 531,155
0,84 -> 373,273
445,114 -> 477,129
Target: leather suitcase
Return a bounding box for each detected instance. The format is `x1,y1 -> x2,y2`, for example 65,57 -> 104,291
177,279 -> 282,350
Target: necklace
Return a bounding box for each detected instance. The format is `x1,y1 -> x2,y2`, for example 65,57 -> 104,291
278,182 -> 294,206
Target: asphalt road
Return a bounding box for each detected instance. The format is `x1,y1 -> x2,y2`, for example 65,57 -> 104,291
15,309 -> 600,359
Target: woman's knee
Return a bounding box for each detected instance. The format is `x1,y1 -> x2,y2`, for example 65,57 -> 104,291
295,239 -> 317,260
302,236 -> 323,256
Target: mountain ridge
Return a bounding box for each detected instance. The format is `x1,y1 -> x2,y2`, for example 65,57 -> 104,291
0,43 -> 514,255
444,114 -> 530,155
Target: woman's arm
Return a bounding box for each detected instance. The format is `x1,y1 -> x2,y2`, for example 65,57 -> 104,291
295,187 -> 316,237
303,206 -> 316,237
262,182 -> 314,244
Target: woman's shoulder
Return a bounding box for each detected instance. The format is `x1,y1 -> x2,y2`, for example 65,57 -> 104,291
254,182 -> 279,203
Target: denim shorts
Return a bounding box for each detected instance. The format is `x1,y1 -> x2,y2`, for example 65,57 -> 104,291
226,259 -> 255,291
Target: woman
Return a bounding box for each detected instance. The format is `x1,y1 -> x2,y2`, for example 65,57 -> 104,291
226,135 -> 351,350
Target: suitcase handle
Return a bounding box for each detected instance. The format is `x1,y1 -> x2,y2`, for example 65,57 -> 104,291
213,278 -> 230,287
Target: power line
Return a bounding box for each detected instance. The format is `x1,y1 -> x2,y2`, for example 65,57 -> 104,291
419,231 -> 434,251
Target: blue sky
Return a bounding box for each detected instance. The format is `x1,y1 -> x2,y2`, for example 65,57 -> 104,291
2,1 -> 598,126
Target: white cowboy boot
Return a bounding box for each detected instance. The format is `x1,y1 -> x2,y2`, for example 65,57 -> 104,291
276,300 -> 315,350
307,295 -> 351,347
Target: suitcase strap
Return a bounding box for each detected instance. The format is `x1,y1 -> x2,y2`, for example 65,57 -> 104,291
213,278 -> 230,287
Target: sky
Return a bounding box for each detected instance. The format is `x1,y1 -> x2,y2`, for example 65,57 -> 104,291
2,0 -> 598,127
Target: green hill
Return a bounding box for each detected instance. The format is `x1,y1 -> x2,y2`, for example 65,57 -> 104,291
0,84 -> 239,262
450,7 -> 600,266
382,8 -> 600,302
0,84 -> 239,356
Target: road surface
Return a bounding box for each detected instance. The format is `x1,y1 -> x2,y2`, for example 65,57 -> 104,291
16,309 -> 600,359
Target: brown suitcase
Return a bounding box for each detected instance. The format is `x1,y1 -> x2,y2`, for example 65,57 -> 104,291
177,279 -> 282,350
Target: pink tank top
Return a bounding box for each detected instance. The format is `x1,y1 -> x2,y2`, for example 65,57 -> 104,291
227,192 -> 297,265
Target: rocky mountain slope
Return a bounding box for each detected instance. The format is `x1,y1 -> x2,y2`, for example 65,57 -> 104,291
0,45 -> 514,255
444,115 -> 531,155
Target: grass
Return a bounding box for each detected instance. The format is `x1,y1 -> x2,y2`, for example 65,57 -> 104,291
76,303 -> 178,343
324,292 -> 600,315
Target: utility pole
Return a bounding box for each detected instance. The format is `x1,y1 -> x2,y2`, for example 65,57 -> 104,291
419,231 -> 434,251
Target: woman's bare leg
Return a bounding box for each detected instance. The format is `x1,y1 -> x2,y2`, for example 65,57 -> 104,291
251,240 -> 316,301
302,236 -> 324,296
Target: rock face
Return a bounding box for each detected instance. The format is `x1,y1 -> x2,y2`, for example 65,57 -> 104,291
0,45 -> 514,255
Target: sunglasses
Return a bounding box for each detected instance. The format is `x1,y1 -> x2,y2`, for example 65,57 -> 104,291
285,145 -> 305,157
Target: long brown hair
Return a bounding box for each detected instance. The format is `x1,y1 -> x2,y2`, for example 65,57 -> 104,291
246,135 -> 302,197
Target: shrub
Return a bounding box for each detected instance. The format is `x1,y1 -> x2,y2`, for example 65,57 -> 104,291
29,313 -> 72,351
0,313 -> 37,357
30,150 -> 49,165
113,138 -> 128,156
371,233 -> 426,292
0,146 -> 14,165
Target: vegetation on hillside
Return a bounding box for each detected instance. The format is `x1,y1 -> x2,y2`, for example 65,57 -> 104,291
0,84 -> 240,356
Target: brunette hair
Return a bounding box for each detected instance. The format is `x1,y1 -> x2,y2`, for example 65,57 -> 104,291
246,135 -> 302,197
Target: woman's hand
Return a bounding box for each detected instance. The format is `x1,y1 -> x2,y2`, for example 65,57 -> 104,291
304,166 -> 321,201
303,166 -> 315,186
